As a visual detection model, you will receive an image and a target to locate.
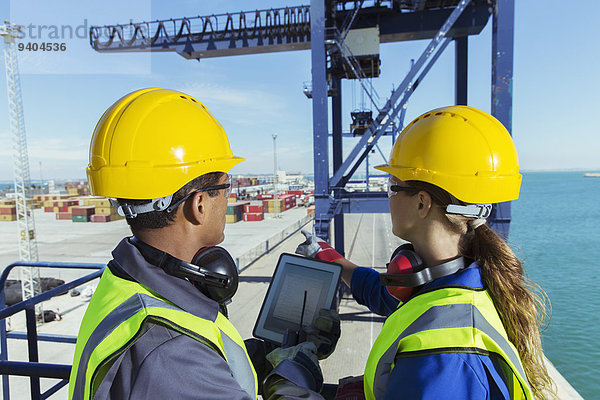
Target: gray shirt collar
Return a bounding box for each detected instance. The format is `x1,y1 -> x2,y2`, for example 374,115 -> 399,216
110,237 -> 219,322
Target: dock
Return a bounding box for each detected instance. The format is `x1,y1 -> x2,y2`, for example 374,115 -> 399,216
0,209 -> 582,399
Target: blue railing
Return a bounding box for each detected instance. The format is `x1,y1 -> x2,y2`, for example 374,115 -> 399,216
0,262 -> 105,400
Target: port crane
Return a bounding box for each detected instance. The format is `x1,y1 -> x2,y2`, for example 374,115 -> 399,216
89,0 -> 515,250
0,22 -> 41,308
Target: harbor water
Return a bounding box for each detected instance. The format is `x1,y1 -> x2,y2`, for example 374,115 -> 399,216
510,171 -> 600,399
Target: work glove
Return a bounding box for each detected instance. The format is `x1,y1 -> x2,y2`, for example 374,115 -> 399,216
265,341 -> 324,393
304,308 -> 341,360
296,230 -> 344,262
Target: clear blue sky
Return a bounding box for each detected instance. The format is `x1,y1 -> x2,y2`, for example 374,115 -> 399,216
0,1 -> 598,181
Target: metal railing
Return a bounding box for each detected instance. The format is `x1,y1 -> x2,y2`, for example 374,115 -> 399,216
0,262 -> 105,400
237,213 -> 313,273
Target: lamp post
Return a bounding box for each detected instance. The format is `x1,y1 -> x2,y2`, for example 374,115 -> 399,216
272,133 -> 279,218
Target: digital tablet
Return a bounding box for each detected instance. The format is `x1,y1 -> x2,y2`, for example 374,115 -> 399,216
253,253 -> 342,345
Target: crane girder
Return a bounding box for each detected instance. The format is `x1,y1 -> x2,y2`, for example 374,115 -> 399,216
89,2 -> 490,59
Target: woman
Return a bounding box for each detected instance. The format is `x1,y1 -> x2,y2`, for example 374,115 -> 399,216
297,106 -> 554,399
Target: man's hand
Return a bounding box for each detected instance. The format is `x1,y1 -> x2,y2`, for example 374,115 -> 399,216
295,230 -> 344,262
265,341 -> 323,393
304,308 -> 341,360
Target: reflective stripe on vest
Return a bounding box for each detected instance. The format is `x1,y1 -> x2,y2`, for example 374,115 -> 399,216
364,287 -> 533,400
69,269 -> 257,400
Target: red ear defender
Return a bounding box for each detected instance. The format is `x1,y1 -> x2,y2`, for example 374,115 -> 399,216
383,249 -> 424,302
381,245 -> 468,303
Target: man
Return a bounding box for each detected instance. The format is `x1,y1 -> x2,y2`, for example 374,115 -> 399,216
68,88 -> 325,399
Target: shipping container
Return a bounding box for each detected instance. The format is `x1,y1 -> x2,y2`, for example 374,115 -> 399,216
0,214 -> 17,222
0,206 -> 16,215
243,212 -> 264,222
244,204 -> 264,214
91,214 -> 111,222
95,207 -> 118,215
226,214 -> 240,224
72,214 -> 90,222
83,197 -> 111,208
56,212 -> 72,220
72,206 -> 95,216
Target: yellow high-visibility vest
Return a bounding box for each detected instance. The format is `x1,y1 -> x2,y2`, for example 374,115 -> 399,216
364,286 -> 533,400
68,268 -> 257,400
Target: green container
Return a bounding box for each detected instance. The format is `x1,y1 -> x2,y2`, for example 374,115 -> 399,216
72,214 -> 90,223
226,204 -> 243,215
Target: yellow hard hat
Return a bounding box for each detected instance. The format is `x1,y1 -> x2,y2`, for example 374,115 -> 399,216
87,88 -> 244,199
375,105 -> 521,204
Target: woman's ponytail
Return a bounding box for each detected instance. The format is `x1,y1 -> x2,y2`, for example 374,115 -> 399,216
461,224 -> 555,399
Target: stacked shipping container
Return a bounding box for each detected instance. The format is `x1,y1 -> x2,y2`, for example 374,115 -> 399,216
243,204 -> 264,221
226,202 -> 248,224
0,199 -> 16,222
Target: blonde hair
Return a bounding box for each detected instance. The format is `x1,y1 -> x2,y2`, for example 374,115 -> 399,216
405,181 -> 555,399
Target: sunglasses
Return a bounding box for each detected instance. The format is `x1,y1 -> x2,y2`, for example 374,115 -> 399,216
387,180 -> 422,198
166,174 -> 232,213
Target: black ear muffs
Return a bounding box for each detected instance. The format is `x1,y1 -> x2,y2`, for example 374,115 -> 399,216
380,244 -> 466,302
191,246 -> 238,305
131,237 -> 238,304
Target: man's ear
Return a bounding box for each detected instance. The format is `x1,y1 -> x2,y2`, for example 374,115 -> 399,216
417,190 -> 433,218
184,191 -> 205,225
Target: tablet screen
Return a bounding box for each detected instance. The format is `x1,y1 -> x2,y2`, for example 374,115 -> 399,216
253,253 -> 342,344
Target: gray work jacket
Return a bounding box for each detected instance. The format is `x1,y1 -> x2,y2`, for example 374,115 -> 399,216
93,237 -> 323,400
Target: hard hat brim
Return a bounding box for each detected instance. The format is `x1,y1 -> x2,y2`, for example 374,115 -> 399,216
88,156 -> 244,200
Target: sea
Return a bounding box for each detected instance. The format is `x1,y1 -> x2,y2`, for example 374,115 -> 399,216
510,171 -> 600,398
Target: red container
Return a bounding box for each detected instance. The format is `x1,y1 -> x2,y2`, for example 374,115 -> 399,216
243,212 -> 264,221
244,204 -> 264,213
0,207 -> 16,215
56,212 -> 72,220
43,207 -> 54,213
91,214 -> 111,222
257,194 -> 274,200
286,190 -> 303,196
72,206 -> 95,216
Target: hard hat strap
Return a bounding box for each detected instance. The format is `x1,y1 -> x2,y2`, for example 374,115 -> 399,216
109,195 -> 174,218
445,204 -> 492,219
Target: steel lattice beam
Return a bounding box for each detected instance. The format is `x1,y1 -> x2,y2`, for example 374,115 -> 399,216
1,23 -> 41,311
89,3 -> 490,59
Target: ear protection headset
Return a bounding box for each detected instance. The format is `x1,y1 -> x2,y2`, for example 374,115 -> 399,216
379,243 -> 467,302
131,237 -> 238,304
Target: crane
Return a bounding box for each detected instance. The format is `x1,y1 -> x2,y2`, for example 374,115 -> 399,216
1,21 -> 42,313
89,0 -> 514,245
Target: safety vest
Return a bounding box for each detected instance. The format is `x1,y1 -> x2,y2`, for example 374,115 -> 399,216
364,286 -> 533,400
68,268 -> 258,400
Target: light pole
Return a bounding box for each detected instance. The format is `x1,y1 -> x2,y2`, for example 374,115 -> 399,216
272,133 -> 279,218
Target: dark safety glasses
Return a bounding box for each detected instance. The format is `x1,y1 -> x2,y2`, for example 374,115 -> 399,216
387,179 -> 422,198
166,174 -> 232,213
